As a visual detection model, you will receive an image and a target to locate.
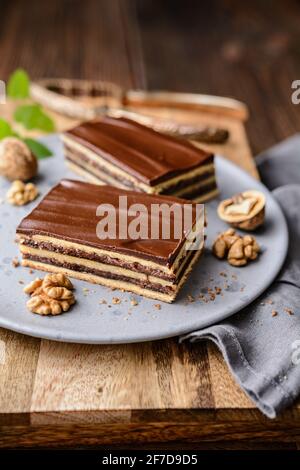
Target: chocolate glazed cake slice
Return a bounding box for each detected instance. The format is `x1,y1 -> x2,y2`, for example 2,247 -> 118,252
16,180 -> 205,303
62,116 -> 218,202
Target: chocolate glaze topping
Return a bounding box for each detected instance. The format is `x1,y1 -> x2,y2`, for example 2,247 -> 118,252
17,180 -> 201,266
65,117 -> 213,186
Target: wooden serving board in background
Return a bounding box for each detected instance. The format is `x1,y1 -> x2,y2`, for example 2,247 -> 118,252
0,100 -> 299,449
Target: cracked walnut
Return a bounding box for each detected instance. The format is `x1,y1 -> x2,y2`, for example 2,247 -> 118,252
7,180 -> 39,206
212,229 -> 260,267
24,273 -> 75,315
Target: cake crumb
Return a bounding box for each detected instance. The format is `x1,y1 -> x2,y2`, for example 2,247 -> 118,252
112,297 -> 121,305
209,292 -> 216,301
215,286 -> 222,295
284,308 -> 294,316
99,299 -> 107,304
29,269 -> 35,275
231,274 -> 237,280
18,280 -> 24,285
154,303 -> 161,310
266,299 -> 274,305
12,257 -> 20,268
187,294 -> 195,303
130,298 -> 138,306
272,310 -> 278,317
219,272 -> 227,277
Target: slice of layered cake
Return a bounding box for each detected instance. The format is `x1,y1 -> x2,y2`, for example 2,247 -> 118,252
62,116 -> 218,202
16,180 -> 205,303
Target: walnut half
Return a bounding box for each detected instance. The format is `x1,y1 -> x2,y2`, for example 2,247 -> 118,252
7,180 -> 39,206
212,229 -> 260,267
24,273 -> 75,315
217,190 -> 266,231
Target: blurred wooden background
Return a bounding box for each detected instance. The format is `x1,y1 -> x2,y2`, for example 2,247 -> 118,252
0,0 -> 300,154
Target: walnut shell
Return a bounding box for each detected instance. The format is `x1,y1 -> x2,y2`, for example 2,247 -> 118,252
217,190 -> 265,231
0,137 -> 38,182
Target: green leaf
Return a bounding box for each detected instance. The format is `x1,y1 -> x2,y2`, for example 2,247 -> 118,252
7,68 -> 30,99
14,104 -> 55,132
0,118 -> 19,139
23,138 -> 53,159
0,118 -> 13,139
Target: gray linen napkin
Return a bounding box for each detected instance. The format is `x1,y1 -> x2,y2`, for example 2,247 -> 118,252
180,135 -> 300,418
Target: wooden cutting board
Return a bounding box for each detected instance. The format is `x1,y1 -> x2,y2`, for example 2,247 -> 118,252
0,100 -> 299,449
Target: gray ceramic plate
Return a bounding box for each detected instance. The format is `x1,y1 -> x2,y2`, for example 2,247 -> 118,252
0,135 -> 288,344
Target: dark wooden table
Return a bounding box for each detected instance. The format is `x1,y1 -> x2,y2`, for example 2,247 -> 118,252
1,0 -> 300,154
0,0 -> 300,450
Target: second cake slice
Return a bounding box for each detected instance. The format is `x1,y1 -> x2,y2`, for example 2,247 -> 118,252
62,116 -> 218,202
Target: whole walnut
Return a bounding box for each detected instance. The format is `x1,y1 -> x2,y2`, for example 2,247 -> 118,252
0,137 -> 38,181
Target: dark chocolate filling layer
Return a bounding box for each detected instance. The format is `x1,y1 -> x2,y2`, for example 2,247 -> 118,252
22,239 -> 179,281
23,254 -> 175,295
21,242 -> 202,295
162,172 -> 215,195
178,181 -> 218,199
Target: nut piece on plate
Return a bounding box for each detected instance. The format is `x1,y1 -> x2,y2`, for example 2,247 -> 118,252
24,273 -> 75,315
0,137 -> 38,182
212,229 -> 260,267
7,180 -> 39,206
42,273 -> 74,300
217,190 -> 265,231
23,278 -> 43,295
